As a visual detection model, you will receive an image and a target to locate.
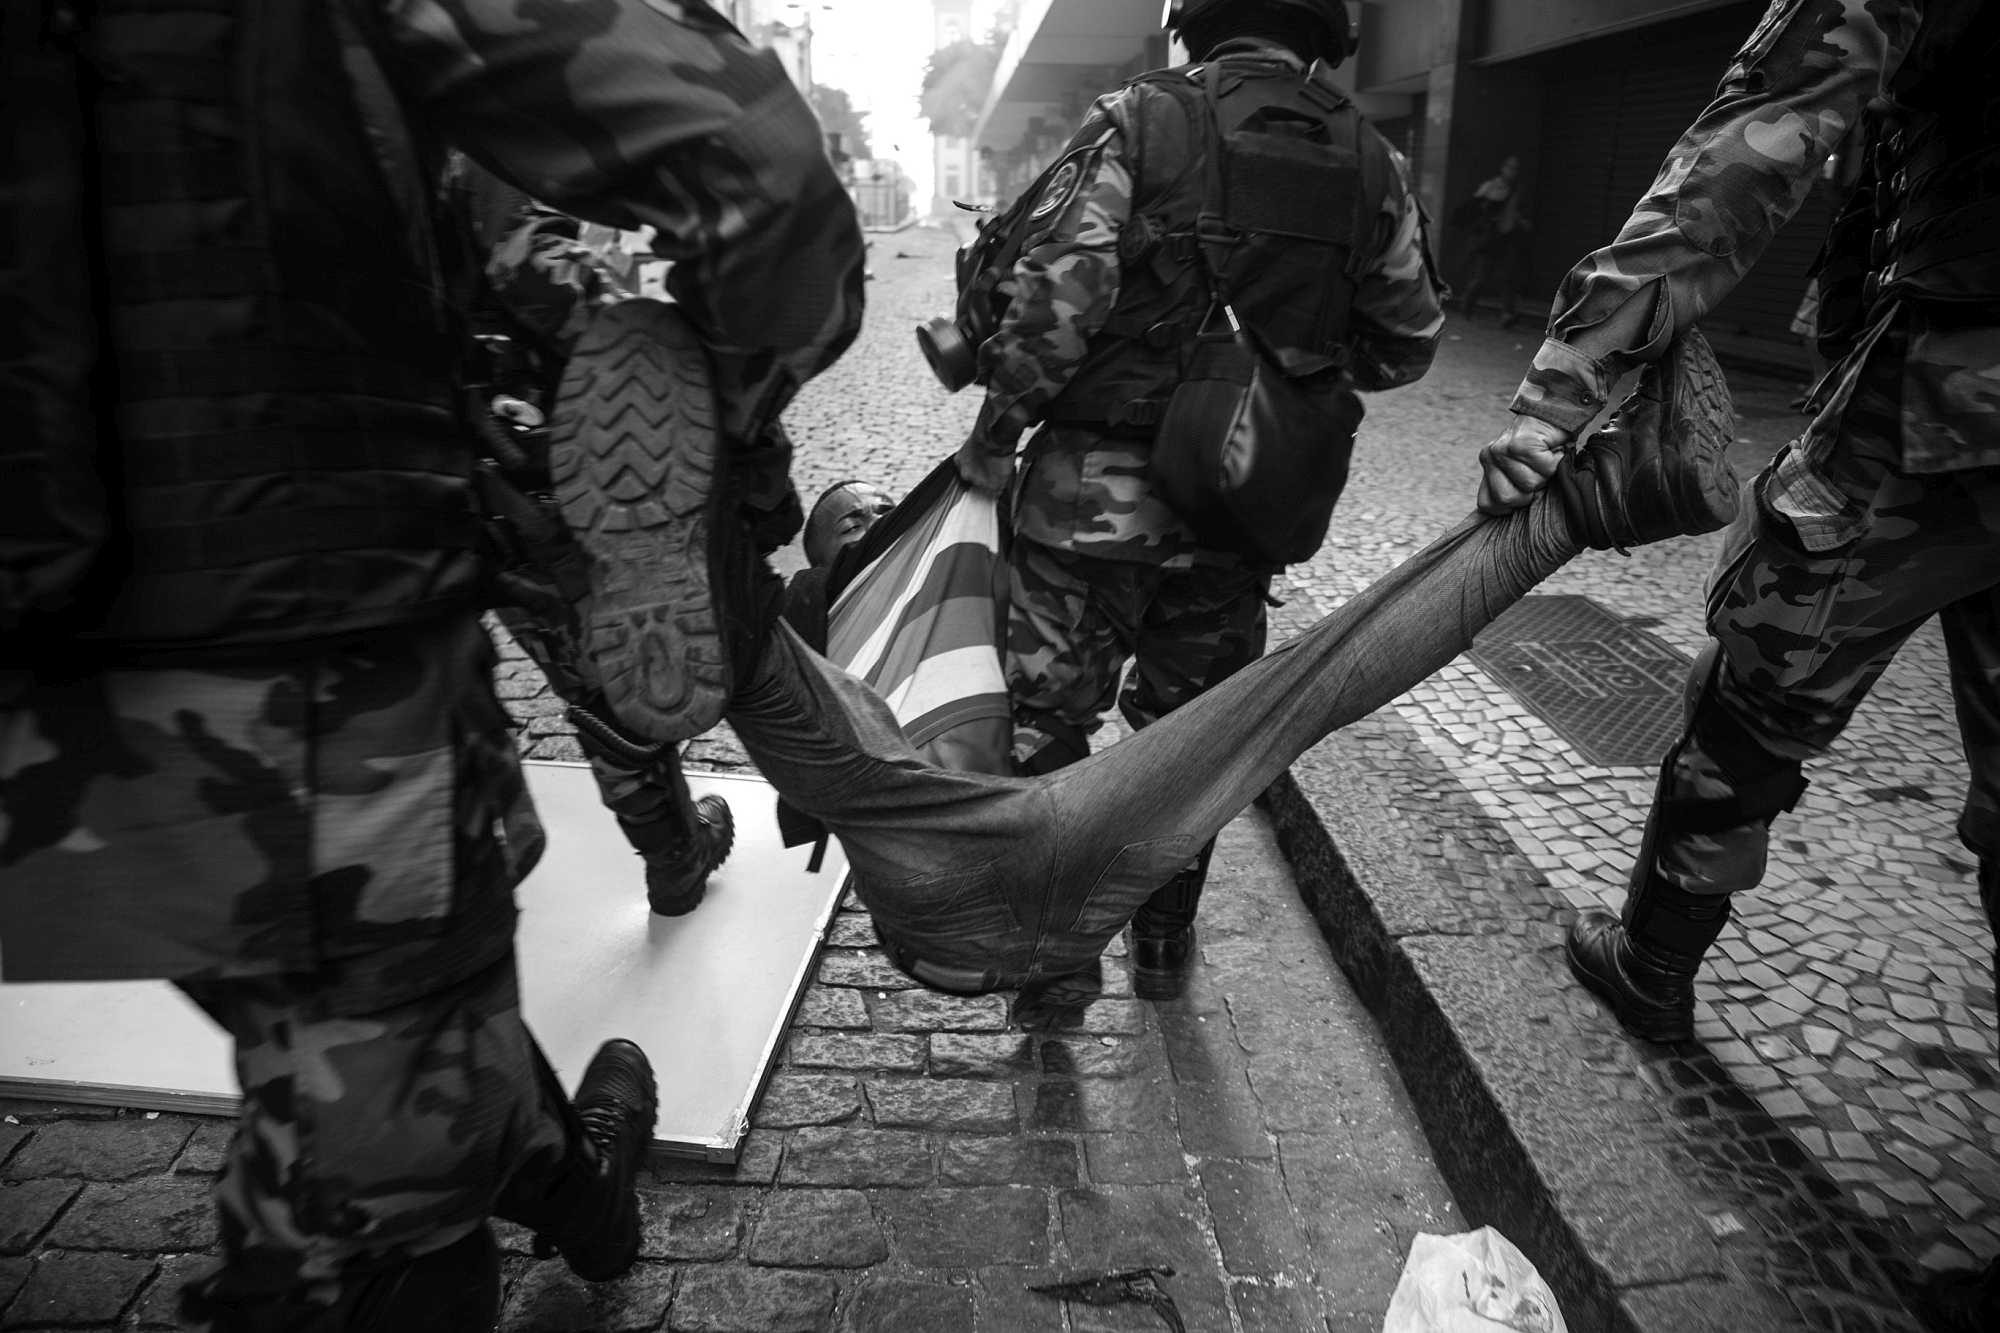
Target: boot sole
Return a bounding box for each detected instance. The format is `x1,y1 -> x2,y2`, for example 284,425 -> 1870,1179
551,301 -> 729,743
1659,326 -> 1741,538
1559,327 -> 1741,550
1563,939 -> 1694,1043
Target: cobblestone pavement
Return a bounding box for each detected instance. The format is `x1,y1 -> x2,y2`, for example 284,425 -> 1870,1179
1265,286 -> 1998,1321
5,219 -> 1993,1329
0,224 -> 1462,1331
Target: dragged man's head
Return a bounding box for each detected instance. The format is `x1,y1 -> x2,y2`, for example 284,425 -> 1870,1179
804,480 -> 898,568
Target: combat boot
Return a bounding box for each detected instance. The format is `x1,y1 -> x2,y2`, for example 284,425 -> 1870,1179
551,300 -> 757,743
524,1039 -> 659,1282
1564,910 -> 1702,1043
1130,924 -> 1198,1002
1556,327 -> 1742,551
646,794 -> 735,917
1129,842 -> 1214,1002
570,700 -> 738,915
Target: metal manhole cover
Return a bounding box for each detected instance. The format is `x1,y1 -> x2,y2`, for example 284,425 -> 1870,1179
1467,594 -> 1691,767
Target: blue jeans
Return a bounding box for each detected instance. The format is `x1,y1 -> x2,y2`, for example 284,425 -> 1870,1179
728,494 -> 1582,991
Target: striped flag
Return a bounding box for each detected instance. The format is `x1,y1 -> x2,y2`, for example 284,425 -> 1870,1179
824,458 -> 1012,776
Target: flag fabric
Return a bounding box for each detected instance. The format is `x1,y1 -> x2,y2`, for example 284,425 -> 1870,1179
823,457 -> 1012,776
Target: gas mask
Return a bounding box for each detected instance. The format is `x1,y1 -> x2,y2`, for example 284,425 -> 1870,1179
915,210 -> 1018,393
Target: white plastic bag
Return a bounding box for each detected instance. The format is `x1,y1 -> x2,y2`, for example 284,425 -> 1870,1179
1382,1227 -> 1569,1333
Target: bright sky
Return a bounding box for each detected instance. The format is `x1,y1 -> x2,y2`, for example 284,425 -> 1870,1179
797,0 -> 1010,202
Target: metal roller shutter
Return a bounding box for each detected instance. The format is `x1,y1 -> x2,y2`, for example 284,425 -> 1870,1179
1526,3 -> 1839,355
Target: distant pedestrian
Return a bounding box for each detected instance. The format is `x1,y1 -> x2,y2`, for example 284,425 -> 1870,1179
1453,155 -> 1531,324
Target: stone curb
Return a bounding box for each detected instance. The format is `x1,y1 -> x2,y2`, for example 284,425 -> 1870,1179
1256,752 -> 1929,1333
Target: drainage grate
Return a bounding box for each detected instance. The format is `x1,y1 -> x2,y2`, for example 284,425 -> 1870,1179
1467,594 -> 1691,767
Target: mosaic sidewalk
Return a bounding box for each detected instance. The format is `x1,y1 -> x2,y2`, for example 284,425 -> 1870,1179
1262,319 -> 1998,1330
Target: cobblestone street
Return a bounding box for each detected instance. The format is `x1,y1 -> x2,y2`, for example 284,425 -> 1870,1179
0,220 -> 1993,1330
0,225 -> 1461,1332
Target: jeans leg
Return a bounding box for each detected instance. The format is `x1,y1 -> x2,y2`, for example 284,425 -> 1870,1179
1034,495 -> 1583,974
731,494 -> 1582,986
725,622 -> 1055,980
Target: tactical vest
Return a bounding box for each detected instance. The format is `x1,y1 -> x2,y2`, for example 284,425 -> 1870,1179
1046,52 -> 1394,434
1820,2 -> 2000,343
73,0 -> 483,660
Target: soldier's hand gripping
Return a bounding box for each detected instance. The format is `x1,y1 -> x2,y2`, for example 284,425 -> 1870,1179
953,431 -> 1016,496
1477,414 -> 1574,514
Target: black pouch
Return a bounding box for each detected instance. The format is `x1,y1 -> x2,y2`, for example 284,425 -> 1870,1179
1152,307 -> 1360,568
1147,59 -> 1366,569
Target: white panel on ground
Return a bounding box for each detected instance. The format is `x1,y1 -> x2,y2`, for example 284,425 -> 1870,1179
0,764 -> 846,1163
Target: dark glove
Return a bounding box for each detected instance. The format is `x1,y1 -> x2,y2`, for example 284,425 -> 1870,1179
953,430 -> 1016,496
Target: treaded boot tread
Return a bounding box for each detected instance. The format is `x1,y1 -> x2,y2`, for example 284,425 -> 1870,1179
551,301 -> 730,742
1557,326 -> 1741,551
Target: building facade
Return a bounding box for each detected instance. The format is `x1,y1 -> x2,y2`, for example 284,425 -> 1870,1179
719,0 -> 812,89
931,0 -> 995,215
973,0 -> 1827,368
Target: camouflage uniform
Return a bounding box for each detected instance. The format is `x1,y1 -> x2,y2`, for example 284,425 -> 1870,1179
0,0 -> 862,1319
970,40 -> 1445,778
467,187 -> 731,910
1511,2 -> 2000,1010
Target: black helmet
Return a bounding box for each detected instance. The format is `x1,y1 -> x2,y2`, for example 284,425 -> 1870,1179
1162,0 -> 1353,63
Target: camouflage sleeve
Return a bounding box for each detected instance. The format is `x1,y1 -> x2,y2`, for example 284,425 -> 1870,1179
968,99 -> 1134,457
1511,0 -> 1919,432
376,0 -> 867,445
1348,144 -> 1446,392
484,208 -> 607,351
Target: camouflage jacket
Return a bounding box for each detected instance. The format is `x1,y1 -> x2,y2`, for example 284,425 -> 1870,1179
1513,0 -> 2000,533
974,43 -> 1445,568
0,0 -> 861,989
380,0 -> 866,453
482,206 -> 656,354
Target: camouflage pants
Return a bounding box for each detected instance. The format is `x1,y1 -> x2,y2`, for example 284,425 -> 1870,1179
492,605 -> 705,869
0,615 -> 574,1315
1648,391 -> 2000,949
1005,536 -> 1269,771
178,954 -> 573,1315
0,615 -> 540,1004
